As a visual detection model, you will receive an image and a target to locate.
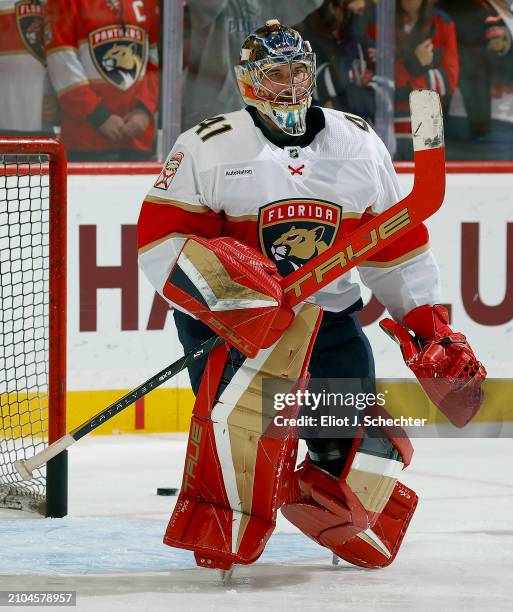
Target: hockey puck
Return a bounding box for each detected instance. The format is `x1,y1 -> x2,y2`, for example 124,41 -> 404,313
156,487 -> 178,496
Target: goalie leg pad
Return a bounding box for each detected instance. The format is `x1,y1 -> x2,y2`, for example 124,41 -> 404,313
333,479 -> 418,568
281,435 -> 417,568
164,302 -> 323,570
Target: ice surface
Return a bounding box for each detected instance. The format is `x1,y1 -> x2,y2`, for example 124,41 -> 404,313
1,434 -> 512,611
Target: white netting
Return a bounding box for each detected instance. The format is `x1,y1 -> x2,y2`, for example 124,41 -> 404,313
0,154 -> 50,513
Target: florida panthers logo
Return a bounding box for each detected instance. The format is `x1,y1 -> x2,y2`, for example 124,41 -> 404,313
259,199 -> 342,276
16,1 -> 45,64
154,152 -> 184,190
89,25 -> 146,90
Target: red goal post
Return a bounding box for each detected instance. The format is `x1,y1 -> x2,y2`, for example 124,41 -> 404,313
0,137 -> 67,517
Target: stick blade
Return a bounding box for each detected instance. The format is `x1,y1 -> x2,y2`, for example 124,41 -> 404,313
15,459 -> 33,481
410,89 -> 444,152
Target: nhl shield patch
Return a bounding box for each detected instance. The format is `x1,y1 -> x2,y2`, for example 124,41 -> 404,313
89,24 -> 147,91
15,1 -> 45,64
258,199 -> 342,276
154,152 -> 184,190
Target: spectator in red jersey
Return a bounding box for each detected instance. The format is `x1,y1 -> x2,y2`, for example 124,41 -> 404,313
45,0 -> 159,161
393,0 -> 459,159
0,0 -> 57,135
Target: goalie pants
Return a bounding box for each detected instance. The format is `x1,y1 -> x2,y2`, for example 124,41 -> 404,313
174,298 -> 372,390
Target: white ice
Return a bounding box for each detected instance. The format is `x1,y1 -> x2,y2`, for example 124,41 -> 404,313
1,433 -> 512,612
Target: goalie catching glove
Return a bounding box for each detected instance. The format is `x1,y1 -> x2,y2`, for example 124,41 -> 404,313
164,236 -> 294,358
379,304 -> 486,427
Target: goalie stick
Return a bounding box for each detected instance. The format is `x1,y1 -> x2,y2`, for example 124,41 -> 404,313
15,89 -> 445,481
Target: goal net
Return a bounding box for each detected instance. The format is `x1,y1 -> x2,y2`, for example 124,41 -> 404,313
0,138 -> 67,517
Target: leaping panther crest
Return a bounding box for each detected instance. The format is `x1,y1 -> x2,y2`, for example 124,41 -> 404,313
101,43 -> 143,89
271,226 -> 329,271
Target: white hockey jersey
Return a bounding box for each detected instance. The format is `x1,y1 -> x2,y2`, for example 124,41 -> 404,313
138,106 -> 440,320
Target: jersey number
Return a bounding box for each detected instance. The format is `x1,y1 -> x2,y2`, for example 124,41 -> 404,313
195,116 -> 233,142
344,113 -> 369,132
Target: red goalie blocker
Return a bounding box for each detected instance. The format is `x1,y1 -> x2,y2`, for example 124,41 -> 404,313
163,236 -> 294,358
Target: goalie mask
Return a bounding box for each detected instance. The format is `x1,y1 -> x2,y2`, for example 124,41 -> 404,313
235,20 -> 316,136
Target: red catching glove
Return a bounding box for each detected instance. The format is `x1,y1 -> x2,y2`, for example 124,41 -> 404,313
164,236 -> 294,358
379,304 -> 487,427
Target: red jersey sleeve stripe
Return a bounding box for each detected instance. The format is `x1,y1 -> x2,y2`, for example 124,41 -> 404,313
137,200 -> 223,250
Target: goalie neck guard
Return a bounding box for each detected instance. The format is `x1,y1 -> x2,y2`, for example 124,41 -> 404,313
234,19 -> 316,137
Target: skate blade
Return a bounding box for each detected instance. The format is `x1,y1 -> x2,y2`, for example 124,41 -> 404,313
220,566 -> 235,585
332,553 -> 340,566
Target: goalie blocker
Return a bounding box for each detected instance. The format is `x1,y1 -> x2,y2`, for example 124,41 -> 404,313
164,236 -> 294,358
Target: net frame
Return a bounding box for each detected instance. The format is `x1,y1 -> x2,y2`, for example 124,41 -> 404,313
0,137 -> 67,518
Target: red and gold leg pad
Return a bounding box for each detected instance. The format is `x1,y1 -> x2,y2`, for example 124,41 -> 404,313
164,302 -> 323,570
281,438 -> 418,569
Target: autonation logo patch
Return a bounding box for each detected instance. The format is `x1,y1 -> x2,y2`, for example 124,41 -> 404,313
224,167 -> 254,178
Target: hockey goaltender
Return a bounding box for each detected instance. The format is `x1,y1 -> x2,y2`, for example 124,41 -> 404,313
137,20 -> 486,574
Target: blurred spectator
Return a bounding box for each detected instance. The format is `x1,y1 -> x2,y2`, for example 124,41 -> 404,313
45,0 -> 159,161
0,0 -> 56,135
297,0 -> 376,122
439,0 -> 496,140
393,0 -> 459,159
183,0 -> 323,130
440,0 -> 513,160
488,1 -> 513,134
